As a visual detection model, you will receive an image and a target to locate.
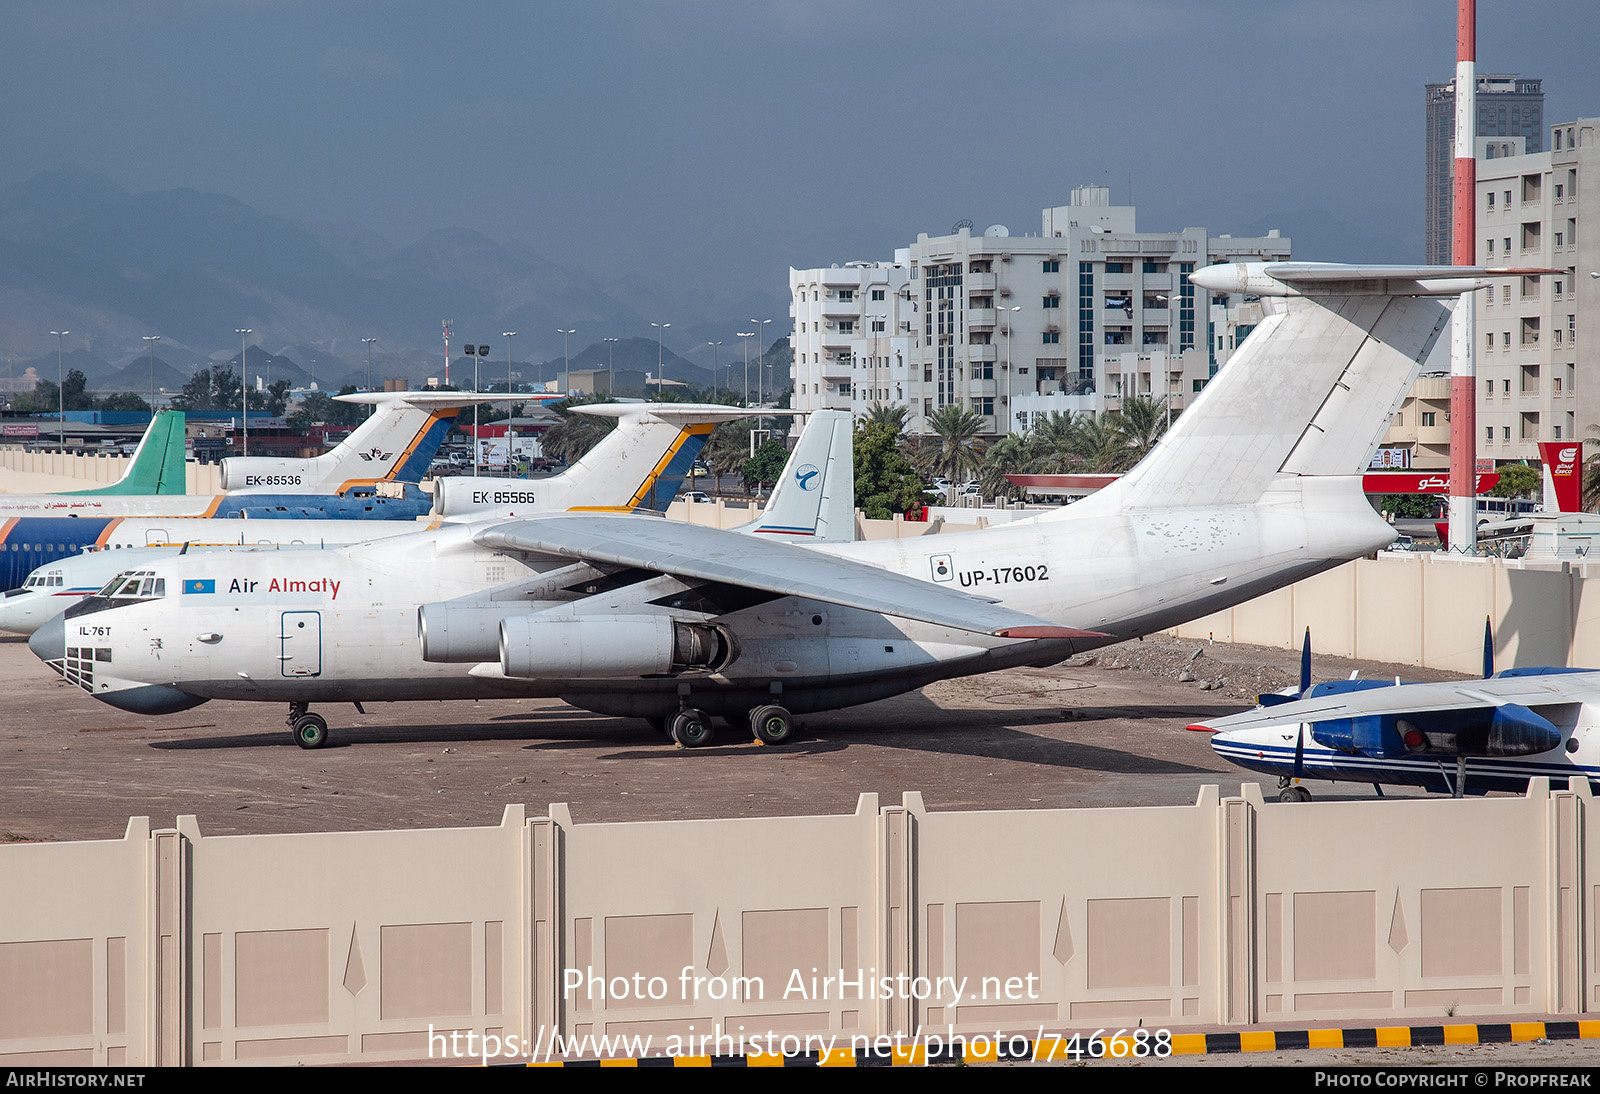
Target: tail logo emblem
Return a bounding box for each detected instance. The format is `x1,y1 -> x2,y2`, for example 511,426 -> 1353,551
357,448 -> 394,463
794,464 -> 820,491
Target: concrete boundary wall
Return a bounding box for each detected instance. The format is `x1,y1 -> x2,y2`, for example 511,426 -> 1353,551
0,784 -> 1594,1066
0,448 -> 221,495
1171,554 -> 1600,674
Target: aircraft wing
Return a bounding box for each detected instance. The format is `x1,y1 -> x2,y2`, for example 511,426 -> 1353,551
1196,673 -> 1599,733
475,515 -> 1102,639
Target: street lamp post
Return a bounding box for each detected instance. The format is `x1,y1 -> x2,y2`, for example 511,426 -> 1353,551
750,318 -> 772,433
737,331 -> 754,406
557,328 -> 576,397
50,330 -> 68,450
651,322 -> 671,395
1007,305 -> 1020,432
707,341 -> 723,399
603,337 -> 618,394
143,336 -> 161,413
235,329 -> 252,456
361,337 -> 377,391
503,332 -> 518,476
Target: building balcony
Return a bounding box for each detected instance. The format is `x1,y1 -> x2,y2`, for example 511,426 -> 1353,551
967,273 -> 997,292
967,308 -> 996,328
969,344 -> 998,362
820,357 -> 853,381
819,330 -> 854,350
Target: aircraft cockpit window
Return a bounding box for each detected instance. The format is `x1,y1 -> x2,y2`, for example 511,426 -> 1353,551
97,571 -> 168,601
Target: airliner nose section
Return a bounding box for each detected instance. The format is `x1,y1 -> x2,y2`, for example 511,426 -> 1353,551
28,613 -> 64,665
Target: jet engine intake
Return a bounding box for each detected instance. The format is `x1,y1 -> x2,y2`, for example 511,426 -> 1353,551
419,603 -> 519,663
499,614 -> 733,679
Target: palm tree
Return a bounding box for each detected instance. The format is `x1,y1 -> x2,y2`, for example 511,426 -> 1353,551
863,403 -> 909,434
1584,423 -> 1600,510
1105,396 -> 1173,471
701,421 -> 751,496
920,404 -> 987,481
978,431 -> 1035,500
538,398 -> 616,463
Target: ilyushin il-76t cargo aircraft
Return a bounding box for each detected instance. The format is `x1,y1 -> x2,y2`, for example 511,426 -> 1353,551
31,263 -> 1544,750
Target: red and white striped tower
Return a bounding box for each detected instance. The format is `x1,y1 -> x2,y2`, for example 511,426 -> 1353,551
1447,0 -> 1478,551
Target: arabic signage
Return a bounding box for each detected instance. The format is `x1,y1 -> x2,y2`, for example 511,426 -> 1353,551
1361,472 -> 1500,495
2,423 -> 39,438
1538,442 -> 1581,513
1368,447 -> 1410,469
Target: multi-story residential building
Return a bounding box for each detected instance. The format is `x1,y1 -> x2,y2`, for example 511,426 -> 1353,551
1473,116 -> 1596,465
789,186 -> 1289,435
1425,75 -> 1543,265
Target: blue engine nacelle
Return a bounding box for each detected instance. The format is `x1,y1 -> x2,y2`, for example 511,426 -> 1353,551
1311,703 -> 1562,759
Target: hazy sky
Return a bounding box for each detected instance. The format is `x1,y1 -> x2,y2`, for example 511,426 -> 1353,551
7,1 -> 1598,304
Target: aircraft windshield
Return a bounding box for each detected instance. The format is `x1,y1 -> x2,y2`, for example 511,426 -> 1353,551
96,571 -> 167,601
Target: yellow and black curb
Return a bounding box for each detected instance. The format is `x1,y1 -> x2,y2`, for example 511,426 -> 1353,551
511,1020 -> 1600,1066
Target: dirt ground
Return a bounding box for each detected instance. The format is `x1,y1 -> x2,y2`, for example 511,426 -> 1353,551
0,631 -> 1463,842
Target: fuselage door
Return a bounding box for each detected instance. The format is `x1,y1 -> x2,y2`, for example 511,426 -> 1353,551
280,611 -> 322,677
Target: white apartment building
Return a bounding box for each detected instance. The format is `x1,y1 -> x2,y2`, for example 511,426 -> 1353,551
1473,117 -> 1597,464
790,186 -> 1290,435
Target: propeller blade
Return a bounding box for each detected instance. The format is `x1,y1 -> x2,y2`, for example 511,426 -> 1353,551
1483,616 -> 1494,679
1300,626 -> 1312,696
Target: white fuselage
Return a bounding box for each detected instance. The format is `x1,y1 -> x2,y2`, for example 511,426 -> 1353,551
41,475 -> 1393,720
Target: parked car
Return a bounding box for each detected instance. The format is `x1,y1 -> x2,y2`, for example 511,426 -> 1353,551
680,491 -> 712,504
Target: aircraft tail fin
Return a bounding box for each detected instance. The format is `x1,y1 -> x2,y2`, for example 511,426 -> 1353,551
736,410 -> 855,542
64,411 -> 188,496
559,403 -> 765,514
1056,264 -> 1530,516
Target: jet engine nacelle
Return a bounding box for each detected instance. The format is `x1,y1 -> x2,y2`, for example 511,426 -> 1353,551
219,457 -> 316,493
433,478 -> 544,518
1311,703 -> 1562,759
418,602 -> 517,663
499,614 -> 733,679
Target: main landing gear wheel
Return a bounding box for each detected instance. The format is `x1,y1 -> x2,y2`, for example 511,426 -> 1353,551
1277,784 -> 1312,803
292,713 -> 329,750
748,704 -> 794,746
670,708 -> 715,748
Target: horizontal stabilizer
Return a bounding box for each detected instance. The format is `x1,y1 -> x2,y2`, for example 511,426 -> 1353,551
474,514 -> 1083,638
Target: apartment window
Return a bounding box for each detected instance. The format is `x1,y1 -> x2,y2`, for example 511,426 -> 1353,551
1105,262 -> 1127,273
1503,426 -> 1511,440
1192,379 -> 1205,393
974,361 -> 993,380
1422,412 -> 1437,427
1504,237 -> 1512,252
1394,412 -> 1403,426
972,397 -> 994,416
1556,279 -> 1564,296
1504,191 -> 1512,206
1502,285 -> 1511,303
1142,261 -> 1167,273
1503,332 -> 1511,348
1556,184 -> 1565,199
1488,192 -> 1496,209
871,289 -> 885,301
1485,379 -> 1493,396
838,320 -> 854,334
1486,426 -> 1494,444
1042,295 -> 1060,309
1041,260 -> 1060,273
1486,239 -> 1494,256
838,289 -> 854,302
1042,331 -> 1060,344
871,320 -> 885,333
1503,379 -> 1511,392
1556,232 -> 1564,247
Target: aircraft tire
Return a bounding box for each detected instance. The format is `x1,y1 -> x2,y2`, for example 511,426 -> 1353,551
670,708 -> 715,748
293,713 -> 329,750
1278,785 -> 1311,803
749,705 -> 793,746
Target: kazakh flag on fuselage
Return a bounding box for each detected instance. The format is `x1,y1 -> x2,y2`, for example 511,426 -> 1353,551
184,579 -> 215,594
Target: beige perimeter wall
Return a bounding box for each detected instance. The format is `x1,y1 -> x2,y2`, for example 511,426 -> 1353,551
1171,554 -> 1600,674
2,782 -> 1597,1065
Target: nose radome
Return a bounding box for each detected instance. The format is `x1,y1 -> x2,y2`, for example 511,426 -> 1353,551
28,612 -> 65,664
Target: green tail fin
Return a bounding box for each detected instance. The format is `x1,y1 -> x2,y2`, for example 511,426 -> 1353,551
63,411 -> 188,496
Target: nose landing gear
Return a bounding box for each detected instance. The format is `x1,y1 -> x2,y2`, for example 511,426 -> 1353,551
287,703 -> 329,750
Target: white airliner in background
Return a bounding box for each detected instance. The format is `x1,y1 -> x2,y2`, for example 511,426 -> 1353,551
0,402 -> 765,630
32,263 -> 1542,750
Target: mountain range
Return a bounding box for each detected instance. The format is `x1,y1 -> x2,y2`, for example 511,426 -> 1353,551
0,167 -> 790,393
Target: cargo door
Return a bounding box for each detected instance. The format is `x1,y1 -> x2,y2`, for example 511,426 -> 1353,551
280,611 -> 322,677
